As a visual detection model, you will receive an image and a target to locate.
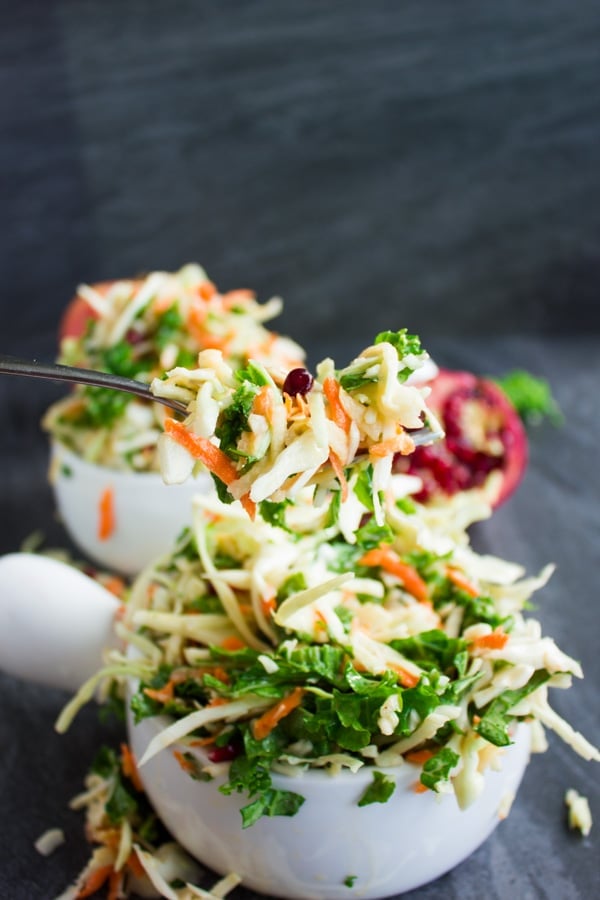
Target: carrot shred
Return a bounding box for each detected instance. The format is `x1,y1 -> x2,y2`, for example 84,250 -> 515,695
252,687 -> 304,741
220,635 -> 247,651
390,663 -> 420,689
329,450 -> 348,501
359,547 -> 429,603
369,430 -> 414,458
261,594 -> 276,616
323,377 -> 352,433
173,749 -> 196,775
97,486 -> 116,541
446,566 -> 480,597
126,849 -> 146,879
252,385 -> 273,421
413,780 -> 429,794
198,280 -> 217,300
164,418 -> 256,518
221,288 -> 255,308
107,870 -> 122,900
120,743 -> 144,793
143,681 -> 175,704
76,864 -> 113,898
405,748 -> 436,765
102,576 -> 126,597
471,631 -> 509,650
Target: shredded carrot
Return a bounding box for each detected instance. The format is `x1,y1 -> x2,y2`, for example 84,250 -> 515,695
197,280 -> 217,300
115,603 -> 127,622
405,748 -> 436,765
103,576 -> 126,598
164,418 -> 255,518
369,430 -> 414,458
107,871 -> 122,900
471,631 -> 509,651
144,681 -> 175,704
97,486 -> 115,541
221,288 -> 255,308
220,635 -> 247,651
261,594 -> 276,616
390,663 -> 420,689
359,547 -> 429,603
323,377 -> 352,433
446,566 -> 479,597
126,850 -> 146,879
211,666 -> 230,684
472,714 -> 482,725
173,749 -> 196,775
206,696 -> 229,708
76,864 -> 113,898
252,384 -> 274,421
252,687 -> 304,741
413,780 -> 429,794
329,450 -> 348,501
120,743 -> 144,793
189,734 -> 218,747
152,293 -> 176,313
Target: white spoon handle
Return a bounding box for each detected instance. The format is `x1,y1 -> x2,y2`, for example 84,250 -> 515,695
0,553 -> 120,693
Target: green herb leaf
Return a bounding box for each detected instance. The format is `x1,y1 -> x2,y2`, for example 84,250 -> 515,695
475,669 -> 552,746
259,499 -> 292,531
390,630 -> 468,675
374,329 -> 423,381
106,775 -> 139,823
240,788 -> 305,828
236,361 -> 271,387
154,304 -> 183,349
354,465 -> 375,512
215,383 -> 257,458
420,747 -> 460,792
494,370 -> 563,426
358,771 -> 396,806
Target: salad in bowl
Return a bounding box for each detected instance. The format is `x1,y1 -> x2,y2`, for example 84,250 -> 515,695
42,264 -> 305,572
52,331 -> 598,899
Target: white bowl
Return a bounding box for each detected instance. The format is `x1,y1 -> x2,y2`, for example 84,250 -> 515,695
128,709 -> 531,900
50,442 -> 213,575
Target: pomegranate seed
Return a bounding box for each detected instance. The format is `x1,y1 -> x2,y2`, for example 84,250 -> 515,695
208,742 -> 241,763
283,367 -> 314,397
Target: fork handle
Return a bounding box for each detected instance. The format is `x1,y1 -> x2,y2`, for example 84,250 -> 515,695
0,354 -> 188,415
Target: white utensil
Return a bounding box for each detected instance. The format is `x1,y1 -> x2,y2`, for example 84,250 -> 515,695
0,553 -> 119,692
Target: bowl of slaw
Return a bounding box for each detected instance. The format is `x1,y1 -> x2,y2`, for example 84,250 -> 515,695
57,483 -> 599,898
43,263 -> 305,573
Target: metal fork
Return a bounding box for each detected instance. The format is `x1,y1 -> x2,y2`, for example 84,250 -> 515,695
0,354 -> 442,446
0,354 -> 188,415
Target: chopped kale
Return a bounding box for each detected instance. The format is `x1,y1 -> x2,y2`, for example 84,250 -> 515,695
358,771 -> 396,807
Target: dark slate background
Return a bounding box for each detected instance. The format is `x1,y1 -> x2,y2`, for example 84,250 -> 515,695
0,3 -> 599,899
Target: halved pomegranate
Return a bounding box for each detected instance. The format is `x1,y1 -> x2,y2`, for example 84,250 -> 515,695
396,369 -> 528,507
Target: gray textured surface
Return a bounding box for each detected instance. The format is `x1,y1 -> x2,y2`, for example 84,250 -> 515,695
1,2 -> 599,898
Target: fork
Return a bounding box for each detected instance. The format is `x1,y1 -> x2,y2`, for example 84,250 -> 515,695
0,353 -> 188,415
0,354 -> 442,446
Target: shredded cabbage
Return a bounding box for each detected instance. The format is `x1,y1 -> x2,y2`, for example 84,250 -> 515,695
43,264 -> 305,472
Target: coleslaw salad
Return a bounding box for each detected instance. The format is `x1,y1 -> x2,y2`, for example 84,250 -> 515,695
43,264 -> 304,472
57,484 -> 599,831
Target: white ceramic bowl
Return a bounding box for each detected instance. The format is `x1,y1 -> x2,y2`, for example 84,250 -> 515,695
50,442 -> 213,575
128,709 -> 531,900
